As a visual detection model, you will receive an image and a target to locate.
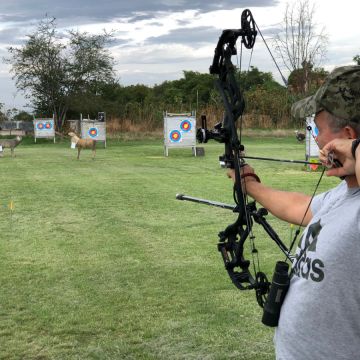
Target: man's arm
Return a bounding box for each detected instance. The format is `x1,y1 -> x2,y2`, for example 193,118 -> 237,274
228,166 -> 313,226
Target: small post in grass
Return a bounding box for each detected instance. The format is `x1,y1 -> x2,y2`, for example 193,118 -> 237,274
8,199 -> 14,233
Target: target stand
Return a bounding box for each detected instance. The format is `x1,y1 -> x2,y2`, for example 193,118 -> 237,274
33,116 -> 56,143
164,112 -> 197,156
80,113 -> 106,147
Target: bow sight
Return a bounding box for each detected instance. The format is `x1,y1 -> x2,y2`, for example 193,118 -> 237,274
177,9 -> 293,316
197,115 -> 245,168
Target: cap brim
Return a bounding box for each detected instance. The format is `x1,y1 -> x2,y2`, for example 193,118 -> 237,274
291,96 -> 317,120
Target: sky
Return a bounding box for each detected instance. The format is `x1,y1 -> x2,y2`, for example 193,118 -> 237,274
0,0 -> 359,111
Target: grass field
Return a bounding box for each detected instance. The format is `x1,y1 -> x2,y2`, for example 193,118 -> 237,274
0,136 -> 338,359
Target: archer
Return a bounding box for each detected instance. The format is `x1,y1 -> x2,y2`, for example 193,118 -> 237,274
228,65 -> 360,360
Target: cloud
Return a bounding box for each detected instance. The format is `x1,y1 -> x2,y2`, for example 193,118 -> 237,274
0,27 -> 28,46
0,0 -> 278,23
113,43 -> 211,65
145,26 -> 220,46
0,0 -> 358,111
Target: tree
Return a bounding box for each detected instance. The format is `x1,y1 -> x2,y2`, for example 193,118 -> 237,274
0,103 -> 8,121
273,0 -> 328,94
236,66 -> 279,91
353,55 -> 360,65
6,17 -> 115,130
13,110 -> 33,121
288,65 -> 328,95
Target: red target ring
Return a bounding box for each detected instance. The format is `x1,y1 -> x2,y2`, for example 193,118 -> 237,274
169,130 -> 181,142
88,127 -> 98,138
180,120 -> 192,132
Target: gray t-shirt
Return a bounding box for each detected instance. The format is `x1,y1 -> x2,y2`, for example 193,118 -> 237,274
275,181 -> 360,360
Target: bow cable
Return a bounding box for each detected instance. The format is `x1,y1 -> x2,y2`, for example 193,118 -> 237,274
253,21 -> 288,86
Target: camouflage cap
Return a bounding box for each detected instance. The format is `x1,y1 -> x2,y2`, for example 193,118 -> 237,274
291,65 -> 360,122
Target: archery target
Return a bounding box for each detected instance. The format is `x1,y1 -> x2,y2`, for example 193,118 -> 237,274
81,121 -> 106,141
164,114 -> 196,152
169,129 -> 182,142
305,116 -> 319,171
309,159 -> 319,171
306,117 -> 319,158
33,118 -> 55,139
88,127 -> 99,138
180,119 -> 192,132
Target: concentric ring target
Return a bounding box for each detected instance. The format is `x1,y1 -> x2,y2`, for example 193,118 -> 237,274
169,130 -> 181,142
88,127 -> 98,138
180,119 -> 192,132
37,122 -> 44,130
45,122 -> 53,129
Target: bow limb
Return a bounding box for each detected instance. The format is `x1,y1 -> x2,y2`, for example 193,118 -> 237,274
208,11 -> 264,294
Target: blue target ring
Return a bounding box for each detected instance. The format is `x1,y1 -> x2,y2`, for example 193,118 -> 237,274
88,127 -> 98,138
180,119 -> 192,132
37,122 -> 44,130
169,130 -> 181,142
45,122 -> 53,129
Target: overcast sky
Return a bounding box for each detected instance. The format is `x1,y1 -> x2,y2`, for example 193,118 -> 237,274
0,0 -> 359,111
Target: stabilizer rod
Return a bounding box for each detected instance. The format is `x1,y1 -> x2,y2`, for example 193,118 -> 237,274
176,194 -> 235,211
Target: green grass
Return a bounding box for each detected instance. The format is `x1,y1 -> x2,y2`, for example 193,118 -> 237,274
0,136 -> 338,359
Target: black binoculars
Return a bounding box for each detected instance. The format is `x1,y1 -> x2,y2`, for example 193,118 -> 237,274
262,261 -> 290,327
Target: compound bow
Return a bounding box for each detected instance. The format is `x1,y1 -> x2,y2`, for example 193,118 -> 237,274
176,9 -> 294,308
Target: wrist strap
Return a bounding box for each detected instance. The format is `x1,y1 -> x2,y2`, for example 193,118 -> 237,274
241,173 -> 261,183
351,138 -> 360,159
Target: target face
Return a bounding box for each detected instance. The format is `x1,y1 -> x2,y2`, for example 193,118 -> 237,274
88,127 -> 98,138
309,125 -> 319,143
309,159 -> 319,171
180,119 -> 192,132
34,118 -> 55,139
169,130 -> 181,142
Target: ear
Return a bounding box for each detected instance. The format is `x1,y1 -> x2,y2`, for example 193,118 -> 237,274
342,126 -> 357,139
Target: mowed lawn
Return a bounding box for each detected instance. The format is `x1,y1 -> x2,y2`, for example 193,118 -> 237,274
0,136 -> 338,359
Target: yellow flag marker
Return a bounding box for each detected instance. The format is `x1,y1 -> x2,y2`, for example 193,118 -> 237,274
289,223 -> 294,242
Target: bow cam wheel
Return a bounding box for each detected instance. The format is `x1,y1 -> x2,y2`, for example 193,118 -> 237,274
241,9 -> 257,49
255,271 -> 270,307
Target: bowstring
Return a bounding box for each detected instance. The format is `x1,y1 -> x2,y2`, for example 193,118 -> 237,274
287,168 -> 325,258
252,19 -> 327,262
286,121 -> 325,258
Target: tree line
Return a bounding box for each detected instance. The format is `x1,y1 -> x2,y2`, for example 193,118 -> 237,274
2,65 -> 327,131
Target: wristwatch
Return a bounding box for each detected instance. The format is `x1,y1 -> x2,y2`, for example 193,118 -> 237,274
351,138 -> 360,159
